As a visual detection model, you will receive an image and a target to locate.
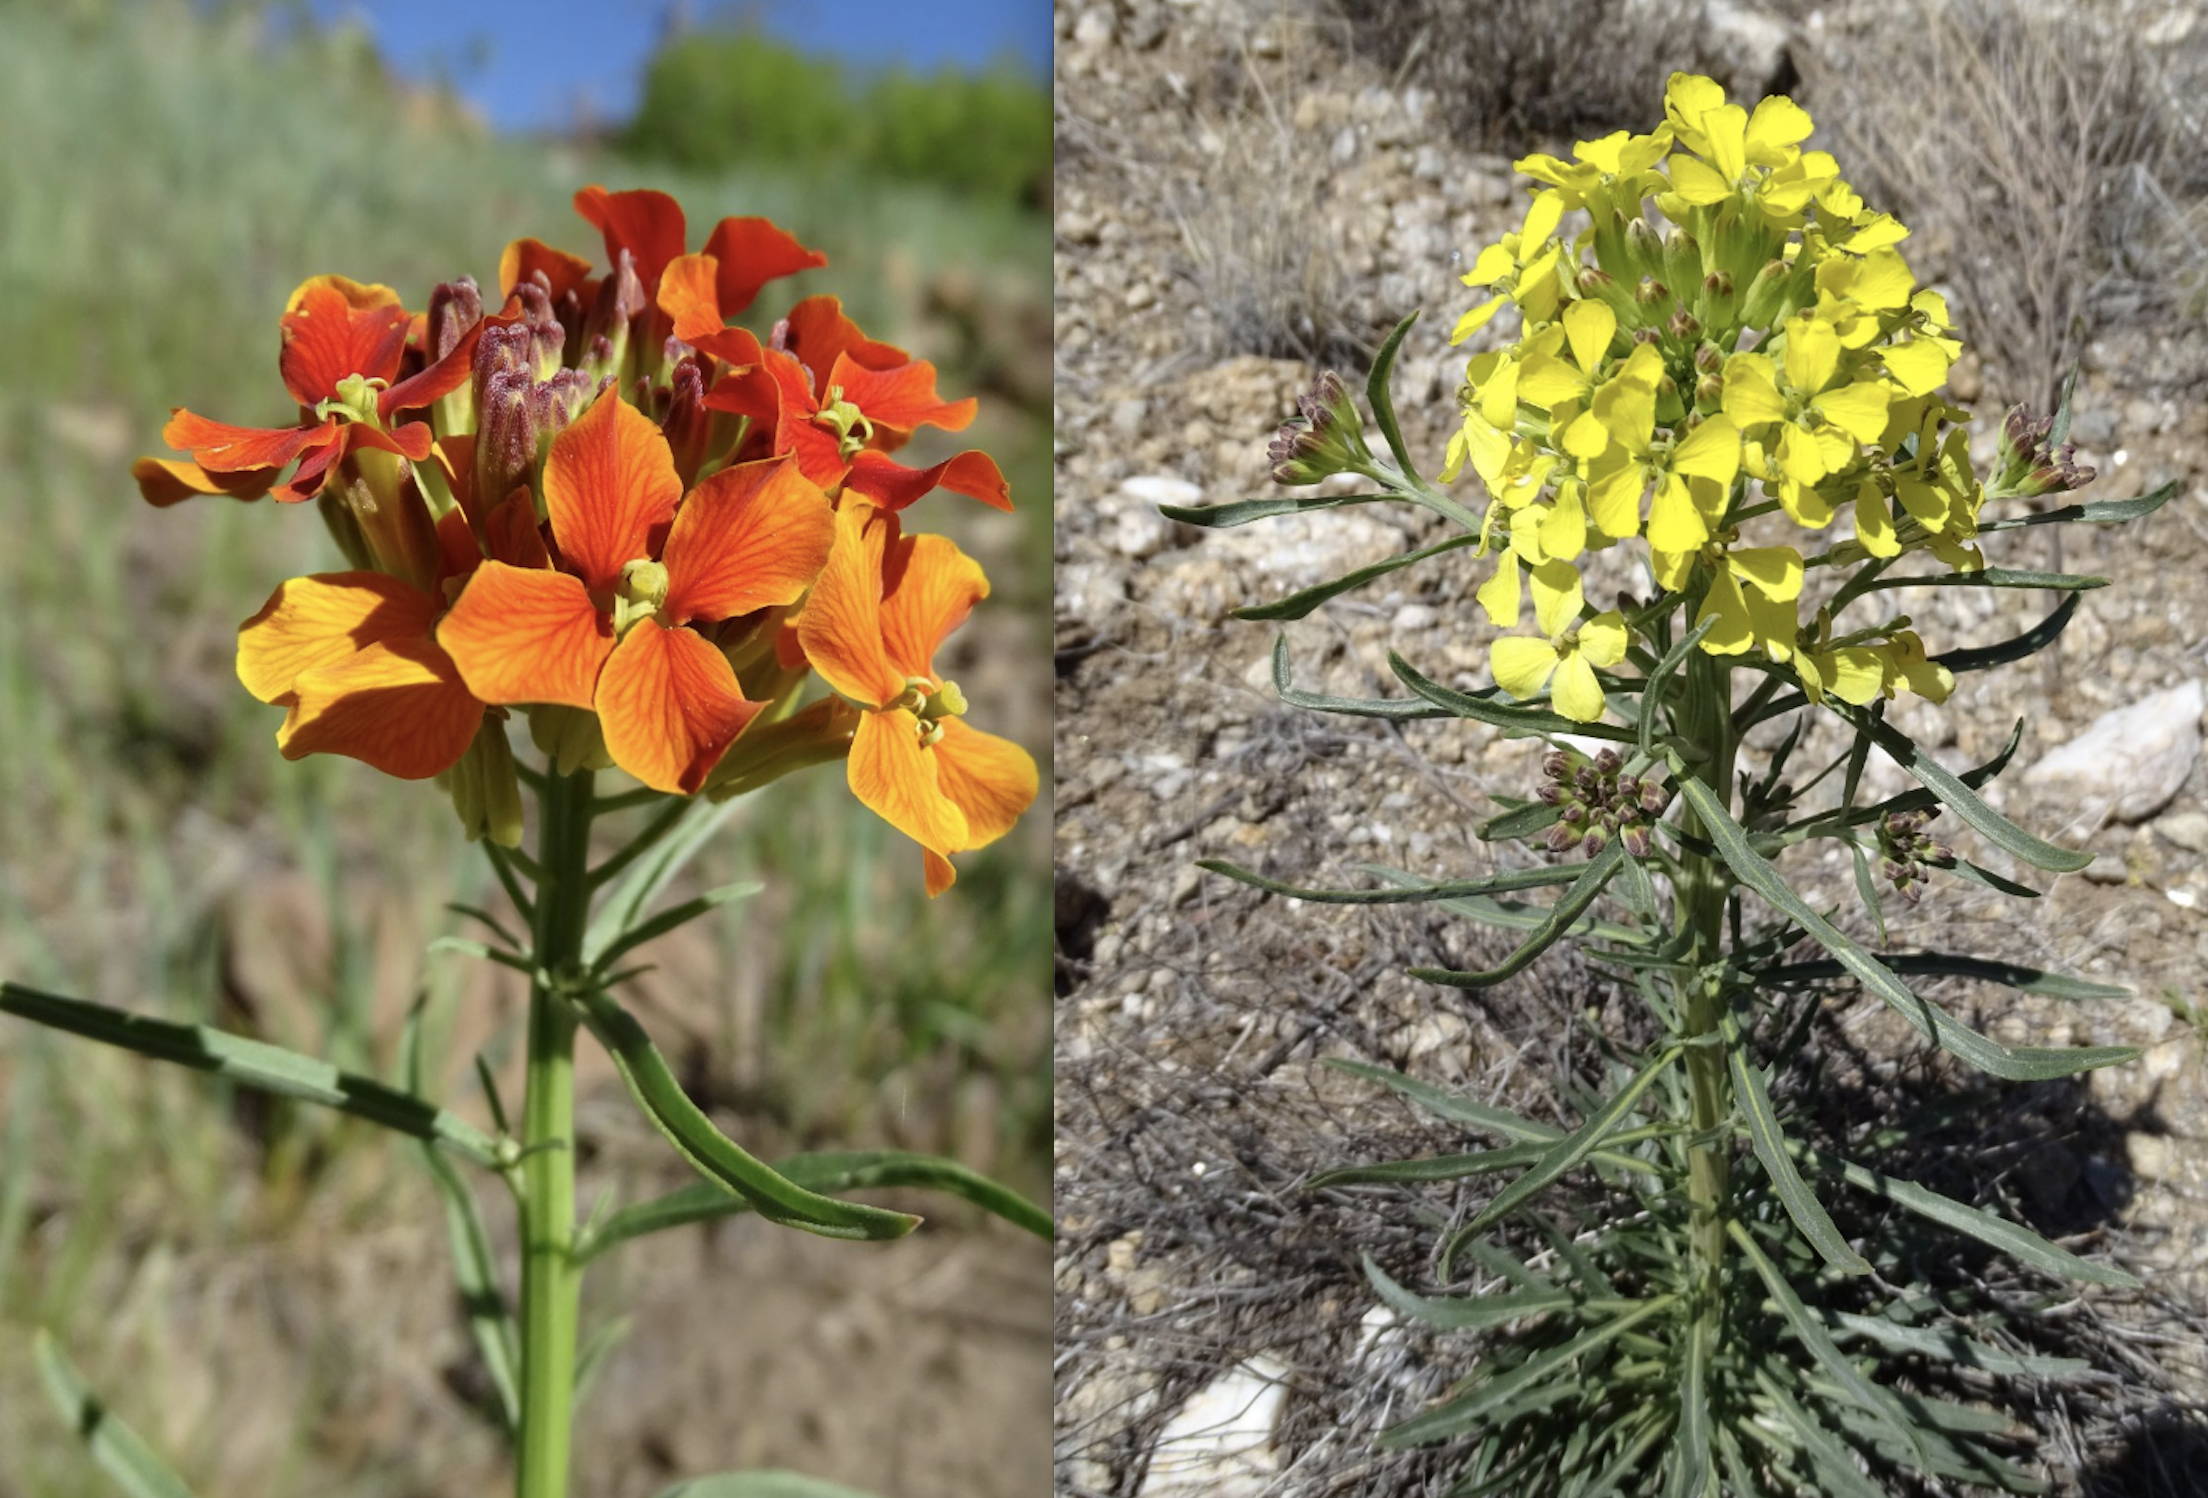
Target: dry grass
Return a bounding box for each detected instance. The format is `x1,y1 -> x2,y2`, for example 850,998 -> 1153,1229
1802,0 -> 2208,409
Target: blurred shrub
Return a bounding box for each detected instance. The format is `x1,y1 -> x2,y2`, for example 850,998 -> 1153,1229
618,26 -> 1048,206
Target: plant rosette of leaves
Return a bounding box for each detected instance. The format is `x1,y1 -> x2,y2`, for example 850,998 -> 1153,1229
1168,71 -> 2165,1498
1,186 -> 1045,1498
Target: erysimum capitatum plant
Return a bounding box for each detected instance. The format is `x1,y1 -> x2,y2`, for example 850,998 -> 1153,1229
1165,73 -> 2168,1497
4,185 -> 1042,1498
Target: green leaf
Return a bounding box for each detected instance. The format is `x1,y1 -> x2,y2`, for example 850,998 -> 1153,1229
1826,1310 -> 2092,1379
1197,857 -> 1592,904
1446,1045 -> 1678,1249
1671,1308 -> 1713,1498
0,982 -> 499,1167
1391,651 -> 1639,742
1409,842 -> 1627,988
1933,592 -> 2078,674
399,999 -> 520,1431
1729,1221 -> 1930,1469
1752,1369 -> 1888,1498
1361,1254 -> 1573,1328
34,1331 -> 202,1498
579,1149 -> 1050,1262
1671,778 -> 2131,1080
1803,1143 -> 2139,1287
1361,865 -> 1646,946
1155,491 -> 1393,528
1378,1295 -> 1675,1447
1270,634 -> 1448,721
1849,841 -> 1890,945
1946,858 -> 2044,899
1829,706 -> 2091,871
2049,361 -> 2081,447
1480,799 -> 1563,841
573,987 -> 918,1241
1857,566 -> 2107,593
591,881 -> 762,975
1235,535 -> 1480,621
1978,478 -> 2176,532
1310,1142 -> 1548,1187
1367,310 -> 1423,482
1638,615 -> 1717,759
1322,1059 -> 1563,1142
653,1473 -> 884,1498
1758,953 -> 2128,1001
585,799 -> 738,963
1726,1012 -> 1871,1276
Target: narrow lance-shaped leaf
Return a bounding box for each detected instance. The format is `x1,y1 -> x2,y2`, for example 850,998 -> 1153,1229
579,1149 -> 1052,1262
1236,535 -> 1480,622
34,1331 -> 202,1498
1321,1058 -> 1668,1183
584,799 -> 738,962
1639,614 -> 1717,759
574,986 -> 919,1241
1310,1141 -> 1549,1188
1758,953 -> 2128,1001
1391,650 -> 1639,743
1827,706 -> 2092,872
0,982 -> 499,1166
1367,310 -> 1424,484
1156,491 -> 1394,528
1724,1009 -> 1871,1275
1271,634 -> 1448,721
1198,857 -> 1593,904
1363,863 -> 1648,948
1933,591 -> 2078,674
1670,777 -> 2134,1080
1671,1308 -> 1713,1498
1978,478 -> 2176,532
1856,566 -> 2107,593
1410,841 -> 1627,988
1360,1254 -> 1574,1329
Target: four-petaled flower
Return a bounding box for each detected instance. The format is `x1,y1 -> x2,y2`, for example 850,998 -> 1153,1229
1489,562 -> 1629,724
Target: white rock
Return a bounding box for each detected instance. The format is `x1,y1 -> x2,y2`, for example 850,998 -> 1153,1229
1119,474 -> 1205,510
1701,2 -> 1793,96
1139,1357 -> 1291,1498
2023,680 -> 2204,823
1071,7 -> 1116,48
1112,506 -> 1182,560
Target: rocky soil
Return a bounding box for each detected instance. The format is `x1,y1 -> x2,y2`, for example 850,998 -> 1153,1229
1053,2 -> 2208,1493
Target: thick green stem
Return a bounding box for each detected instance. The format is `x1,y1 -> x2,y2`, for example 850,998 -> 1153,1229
1673,650 -> 1738,1318
517,767 -> 595,1498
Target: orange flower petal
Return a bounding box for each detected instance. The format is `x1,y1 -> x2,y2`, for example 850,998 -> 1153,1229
279,275 -> 410,407
842,448 -> 1012,513
437,560 -> 611,710
132,456 -> 276,507
660,456 -> 835,626
848,707 -> 968,857
379,317 -> 486,420
435,506 -> 481,587
796,501 -> 901,707
658,252 -> 725,343
780,295 -> 907,388
573,185 -> 687,295
542,388 -> 682,593
498,237 -> 595,304
269,435 -> 346,502
484,486 -> 553,570
164,410 -> 339,473
595,619 -> 760,795
923,849 -> 957,897
345,420 -> 436,463
237,571 -> 439,705
830,354 -> 976,435
931,718 -> 1038,849
879,532 -> 987,682
703,216 -> 827,317
279,636 -> 482,780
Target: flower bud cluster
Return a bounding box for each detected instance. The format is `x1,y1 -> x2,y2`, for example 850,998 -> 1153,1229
1991,405 -> 2096,499
1875,808 -> 1952,902
1268,370 -> 1376,485
1538,746 -> 1668,857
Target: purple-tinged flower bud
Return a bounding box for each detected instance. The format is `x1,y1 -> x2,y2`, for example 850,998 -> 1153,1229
1992,403 -> 2096,497
1581,828 -> 1609,856
1621,824 -> 1651,859
1267,370 -> 1375,485
661,356 -> 713,490
1634,276 -> 1669,308
1545,822 -> 1581,853
427,276 -> 483,363
581,248 -> 648,383
1562,805 -> 1587,827
1537,783 -> 1566,806
1668,310 -> 1701,340
1594,748 -> 1621,775
1543,750 -> 1570,780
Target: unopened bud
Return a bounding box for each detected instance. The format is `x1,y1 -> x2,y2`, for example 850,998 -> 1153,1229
1267,370 -> 1375,485
427,276 -> 484,363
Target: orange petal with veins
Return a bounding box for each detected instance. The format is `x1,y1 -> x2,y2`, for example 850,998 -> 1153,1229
437,560 -> 611,711
660,457 -> 835,626
830,354 -> 976,434
595,619 -> 760,795
879,532 -> 987,683
279,635 -> 482,779
573,185 -> 687,295
658,253 -> 725,343
931,718 -> 1037,849
237,571 -> 440,705
279,275 -> 410,406
484,486 -> 553,570
796,501 -> 901,707
704,217 -> 827,317
542,388 -> 682,593
498,237 -> 595,303
923,849 -> 957,897
842,449 -> 1011,513
165,410 -> 339,473
848,707 -> 968,858
132,456 -> 277,507
781,295 -> 907,388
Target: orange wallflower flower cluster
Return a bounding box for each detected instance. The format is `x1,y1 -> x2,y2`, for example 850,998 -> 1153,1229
137,187 -> 1036,893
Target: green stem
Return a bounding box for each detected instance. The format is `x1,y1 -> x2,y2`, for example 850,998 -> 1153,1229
517,767 -> 594,1498
1672,649 -> 1738,1332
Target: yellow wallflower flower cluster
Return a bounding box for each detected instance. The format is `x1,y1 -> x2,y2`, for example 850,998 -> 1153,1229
1447,72 -> 1978,722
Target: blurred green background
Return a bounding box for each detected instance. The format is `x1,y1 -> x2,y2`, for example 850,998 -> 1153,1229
0,1 -> 1050,1492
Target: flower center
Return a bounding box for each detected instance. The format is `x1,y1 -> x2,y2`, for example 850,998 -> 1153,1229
812,386 -> 875,459
887,674 -> 967,746
612,558 -> 669,636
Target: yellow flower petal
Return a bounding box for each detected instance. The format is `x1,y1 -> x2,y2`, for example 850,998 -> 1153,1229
1696,569 -> 1755,656
1851,247 -> 1915,310
1529,559 -> 1584,639
1646,473 -> 1709,553
1783,316 -> 1840,395
1451,296 -> 1507,343
1745,95 -> 1814,163
1703,102 -> 1749,182
1721,355 -> 1788,429
1776,423 -> 1828,485
1852,479 -> 1900,558
1479,356 -> 1521,427
1562,409 -> 1612,461
1671,415 -> 1741,486
1881,338 -> 1952,397
1816,381 -> 1892,444
1726,546 -> 1804,603
1585,453 -> 1646,539
1492,636 -> 1561,700
1463,244 -> 1515,288
1667,154 -> 1732,205
1577,610 -> 1629,669
1563,297 -> 1617,376
1523,190 -> 1566,248
1550,653 -> 1608,723
1539,486 -> 1589,561
1476,559 -> 1522,628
